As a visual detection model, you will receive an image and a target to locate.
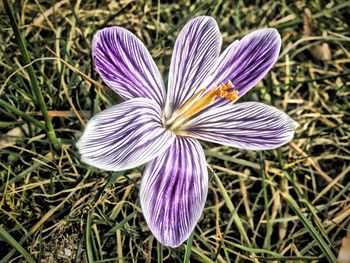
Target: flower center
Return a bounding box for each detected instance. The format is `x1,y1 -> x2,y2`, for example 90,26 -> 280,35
166,81 -> 239,134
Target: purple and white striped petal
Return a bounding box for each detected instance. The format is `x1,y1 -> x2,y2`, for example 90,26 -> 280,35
186,102 -> 298,150
76,98 -> 175,171
201,28 -> 281,99
140,137 -> 208,247
92,27 -> 165,106
164,16 -> 221,117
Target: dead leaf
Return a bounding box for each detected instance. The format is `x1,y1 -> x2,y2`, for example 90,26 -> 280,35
0,127 -> 24,149
338,233 -> 350,263
303,8 -> 331,61
303,8 -> 314,37
0,123 -> 41,149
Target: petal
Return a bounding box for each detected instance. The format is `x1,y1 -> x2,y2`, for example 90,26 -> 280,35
186,102 -> 298,150
92,27 -> 165,106
76,98 -> 175,171
140,137 -> 208,247
201,28 -> 281,98
164,16 -> 221,117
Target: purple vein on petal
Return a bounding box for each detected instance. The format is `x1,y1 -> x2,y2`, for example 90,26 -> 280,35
165,16 -> 221,117
92,27 -> 165,106
76,98 -> 175,171
140,137 -> 208,247
186,102 -> 298,150
201,28 -> 281,104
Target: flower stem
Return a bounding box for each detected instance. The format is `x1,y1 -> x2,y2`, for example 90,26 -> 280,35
3,0 -> 60,149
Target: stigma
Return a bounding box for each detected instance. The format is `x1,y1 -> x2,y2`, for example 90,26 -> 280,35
166,81 -> 239,132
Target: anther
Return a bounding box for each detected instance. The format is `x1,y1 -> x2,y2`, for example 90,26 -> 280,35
167,81 -> 239,132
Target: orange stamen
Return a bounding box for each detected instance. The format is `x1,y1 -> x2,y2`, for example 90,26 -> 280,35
167,81 -> 239,132
181,80 -> 238,119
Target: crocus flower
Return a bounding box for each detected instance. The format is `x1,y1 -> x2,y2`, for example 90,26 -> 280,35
77,16 -> 298,247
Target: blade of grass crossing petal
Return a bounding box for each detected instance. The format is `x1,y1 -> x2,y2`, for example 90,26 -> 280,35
282,193 -> 337,263
183,230 -> 195,263
3,0 -> 60,148
0,226 -> 35,263
184,234 -> 219,262
86,212 -> 94,262
157,240 -> 163,262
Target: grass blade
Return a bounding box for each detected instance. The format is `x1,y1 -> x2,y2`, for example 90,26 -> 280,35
209,166 -> 259,263
157,240 -> 163,262
86,211 -> 94,263
210,167 -> 251,247
282,193 -> 337,263
0,225 -> 35,263
183,230 -> 195,263
0,97 -> 46,130
3,0 -> 60,148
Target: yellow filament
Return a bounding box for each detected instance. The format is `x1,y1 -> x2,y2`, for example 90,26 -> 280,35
175,88 -> 206,116
168,81 -> 239,132
182,81 -> 238,119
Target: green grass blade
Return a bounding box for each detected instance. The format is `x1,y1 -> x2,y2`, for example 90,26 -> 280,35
0,97 -> 46,130
210,167 -> 261,262
0,120 -> 24,128
223,240 -> 281,257
0,225 -> 35,263
282,193 -> 337,263
157,240 -> 163,262
205,151 -> 260,170
259,152 -> 271,249
104,211 -> 136,237
3,0 -> 60,148
86,212 -> 94,263
210,168 -> 251,247
191,247 -> 215,263
183,230 -> 195,263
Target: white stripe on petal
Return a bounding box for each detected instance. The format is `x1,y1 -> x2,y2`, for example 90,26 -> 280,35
76,98 -> 175,171
92,27 -> 165,106
201,28 -> 281,105
186,102 -> 298,150
164,16 -> 221,118
140,137 -> 208,247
